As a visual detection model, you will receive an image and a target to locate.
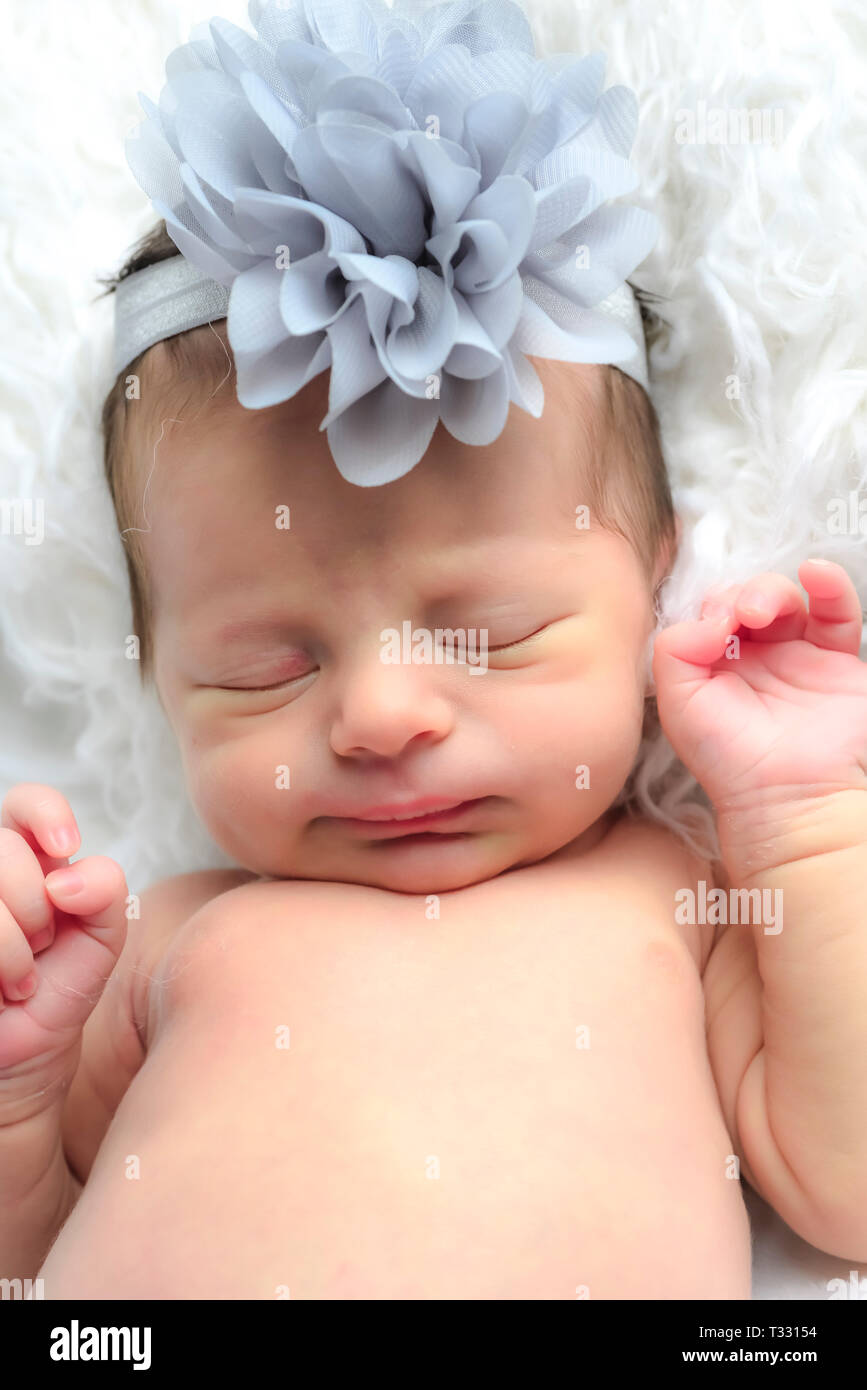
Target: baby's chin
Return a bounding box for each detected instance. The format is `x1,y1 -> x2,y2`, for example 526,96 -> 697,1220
221,819 -> 610,896
217,834 -> 511,896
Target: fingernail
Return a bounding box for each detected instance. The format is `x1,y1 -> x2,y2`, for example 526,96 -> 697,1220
30,926 -> 54,953
739,590 -> 772,616
6,971 -> 37,1001
50,826 -> 77,855
47,867 -> 84,897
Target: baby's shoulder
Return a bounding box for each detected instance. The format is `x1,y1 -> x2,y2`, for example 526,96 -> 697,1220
131,866 -> 258,993
538,807 -> 714,888
599,810 -> 712,872
139,866 -> 258,932
133,868 -> 390,973
592,811 -> 718,967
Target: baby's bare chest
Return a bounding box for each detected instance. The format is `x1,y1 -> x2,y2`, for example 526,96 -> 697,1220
42,859 -> 750,1298
144,867 -> 713,1217
149,861 -> 705,1076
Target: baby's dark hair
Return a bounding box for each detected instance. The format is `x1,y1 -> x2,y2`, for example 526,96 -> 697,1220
100,220 -> 676,684
100,222 -> 237,683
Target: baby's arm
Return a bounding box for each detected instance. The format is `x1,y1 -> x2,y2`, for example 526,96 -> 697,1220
704,792 -> 867,1260
0,785 -> 130,1280
0,781 -> 249,1281
654,560 -> 867,1260
60,866 -> 253,1187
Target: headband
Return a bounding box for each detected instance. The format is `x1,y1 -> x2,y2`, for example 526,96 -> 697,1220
115,0 -> 658,486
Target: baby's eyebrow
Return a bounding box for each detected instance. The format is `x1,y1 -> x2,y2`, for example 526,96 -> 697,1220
197,570 -> 561,646
206,615 -> 296,646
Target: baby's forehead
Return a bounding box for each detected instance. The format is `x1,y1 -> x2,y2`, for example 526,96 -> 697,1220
139,351 -> 609,555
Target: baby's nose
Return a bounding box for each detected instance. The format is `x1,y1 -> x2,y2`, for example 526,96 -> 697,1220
329,657 -> 454,759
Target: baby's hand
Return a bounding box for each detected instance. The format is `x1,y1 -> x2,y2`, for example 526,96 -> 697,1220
653,559 -> 867,826
0,784 -> 128,1109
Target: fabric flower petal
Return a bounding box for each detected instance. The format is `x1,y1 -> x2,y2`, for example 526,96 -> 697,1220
439,362 -> 511,446
120,0 -> 659,485
327,377 -> 440,486
235,327 -> 331,409
319,291 -> 388,426
279,249 -> 347,333
228,259 -> 288,360
291,121 -> 428,258
515,282 -> 640,363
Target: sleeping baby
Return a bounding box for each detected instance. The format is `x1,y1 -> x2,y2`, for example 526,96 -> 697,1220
2,0 -> 866,1299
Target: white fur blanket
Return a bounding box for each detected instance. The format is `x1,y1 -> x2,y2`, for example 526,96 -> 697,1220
1,0 -> 865,1300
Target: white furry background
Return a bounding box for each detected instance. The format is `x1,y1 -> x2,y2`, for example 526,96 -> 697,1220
1,0 -> 865,1299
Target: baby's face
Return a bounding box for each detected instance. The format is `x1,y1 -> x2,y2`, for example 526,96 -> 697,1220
146,360 -> 658,893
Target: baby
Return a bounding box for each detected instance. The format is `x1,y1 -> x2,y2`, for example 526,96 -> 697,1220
3,0 -> 867,1300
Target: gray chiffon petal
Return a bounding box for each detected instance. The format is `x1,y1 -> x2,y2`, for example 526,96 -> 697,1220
327,377 -> 440,486
123,0 -> 658,485
439,363 -> 511,445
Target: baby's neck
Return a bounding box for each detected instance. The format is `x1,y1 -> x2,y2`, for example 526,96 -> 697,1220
507,806 -> 621,876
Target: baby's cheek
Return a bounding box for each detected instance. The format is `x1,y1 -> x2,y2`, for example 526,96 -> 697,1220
552,668 -> 646,808
181,731 -> 290,858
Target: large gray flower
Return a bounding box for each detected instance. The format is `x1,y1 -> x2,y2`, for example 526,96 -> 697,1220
126,0 -> 658,484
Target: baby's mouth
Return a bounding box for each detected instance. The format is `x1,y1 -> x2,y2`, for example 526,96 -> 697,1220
328,797 -> 486,839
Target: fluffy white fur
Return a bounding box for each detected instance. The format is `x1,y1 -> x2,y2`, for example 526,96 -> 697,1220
1,0 -> 865,1299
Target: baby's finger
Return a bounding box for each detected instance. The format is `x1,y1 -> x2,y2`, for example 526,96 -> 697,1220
798,559 -> 863,655
0,900 -> 39,1004
700,583 -> 743,620
0,828 -> 53,936
652,614 -> 733,714
31,858 -> 129,1011
1,784 -> 80,867
44,856 -> 129,943
731,573 -> 808,641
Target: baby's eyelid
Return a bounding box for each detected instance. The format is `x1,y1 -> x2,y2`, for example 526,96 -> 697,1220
487,623 -> 550,653
215,664 -> 318,692
211,622 -> 555,683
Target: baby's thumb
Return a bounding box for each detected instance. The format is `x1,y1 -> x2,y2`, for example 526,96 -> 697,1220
652,616 -> 731,726
41,856 -> 130,996
45,855 -> 129,931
